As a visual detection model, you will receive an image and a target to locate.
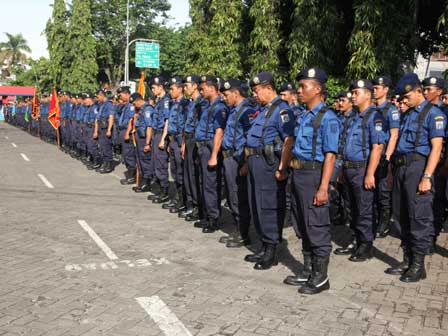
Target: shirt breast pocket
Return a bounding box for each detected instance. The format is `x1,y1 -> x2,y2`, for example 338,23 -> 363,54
250,122 -> 263,138
405,123 -> 418,143
300,126 -> 314,149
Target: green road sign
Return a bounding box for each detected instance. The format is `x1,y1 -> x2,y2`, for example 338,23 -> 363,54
135,42 -> 160,68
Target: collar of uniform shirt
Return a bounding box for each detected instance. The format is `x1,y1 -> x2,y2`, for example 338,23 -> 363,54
306,101 -> 325,115
415,100 -> 430,113
358,104 -> 376,117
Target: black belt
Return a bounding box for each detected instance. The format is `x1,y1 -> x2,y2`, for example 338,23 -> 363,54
222,150 -> 235,159
196,140 -> 210,148
291,159 -> 322,170
393,153 -> 426,167
184,132 -> 195,139
244,147 -> 262,157
153,130 -> 163,135
343,160 -> 367,169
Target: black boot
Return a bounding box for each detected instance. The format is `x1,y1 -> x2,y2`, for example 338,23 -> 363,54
298,255 -> 330,295
99,161 -> 114,174
334,238 -> 357,255
179,205 -> 195,218
162,188 -> 179,209
244,244 -> 266,263
185,208 -> 200,222
120,170 -> 129,185
170,189 -> 186,213
134,178 -> 151,193
254,243 -> 278,270
202,218 -> 219,233
193,218 -> 207,228
385,247 -> 411,275
120,168 -> 136,185
226,234 -> 251,248
349,242 -> 373,262
376,209 -> 391,238
400,252 -> 426,283
153,188 -> 169,204
284,252 -> 312,286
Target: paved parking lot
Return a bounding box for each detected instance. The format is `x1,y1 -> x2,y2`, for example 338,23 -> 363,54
0,121 -> 447,336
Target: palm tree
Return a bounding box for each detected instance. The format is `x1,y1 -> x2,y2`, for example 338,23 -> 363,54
0,33 -> 32,67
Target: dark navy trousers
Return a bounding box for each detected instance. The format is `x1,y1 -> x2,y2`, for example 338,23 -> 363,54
247,154 -> 286,245
169,137 -> 183,187
392,160 -> 434,254
198,143 -> 221,221
184,136 -> 200,208
119,129 -> 136,170
223,156 -> 250,236
152,132 -> 169,188
135,136 -> 153,179
344,167 -> 375,243
98,128 -> 113,163
291,168 -> 331,257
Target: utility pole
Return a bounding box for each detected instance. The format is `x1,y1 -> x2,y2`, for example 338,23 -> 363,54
124,0 -> 130,85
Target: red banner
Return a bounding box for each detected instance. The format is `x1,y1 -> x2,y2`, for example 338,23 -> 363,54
48,88 -> 60,129
31,87 -> 40,119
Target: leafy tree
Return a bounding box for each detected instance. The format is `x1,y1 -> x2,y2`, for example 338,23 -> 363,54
45,0 -> 70,88
247,0 -> 282,78
66,0 -> 98,91
8,58 -> 53,93
0,33 -> 32,68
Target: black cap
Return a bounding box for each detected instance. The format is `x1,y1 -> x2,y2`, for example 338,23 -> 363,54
149,76 -> 165,86
250,71 -> 274,88
62,91 -> 71,97
422,76 -> 445,89
296,67 -> 328,85
95,89 -> 106,96
169,76 -> 185,85
83,92 -> 94,99
220,79 -> 243,92
184,75 -> 201,85
200,75 -> 218,85
129,92 -> 143,103
279,82 -> 296,93
372,76 -> 392,87
350,79 -> 373,91
117,86 -> 131,94
395,73 -> 420,95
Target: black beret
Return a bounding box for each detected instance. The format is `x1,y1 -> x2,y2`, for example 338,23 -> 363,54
422,76 -> 445,89
349,79 -> 373,91
296,67 -> 328,85
149,76 -> 165,86
117,86 -> 131,94
129,92 -> 143,103
250,71 -> 274,87
184,75 -> 201,85
395,73 -> 420,95
279,82 -> 296,93
372,76 -> 392,87
169,76 -> 185,85
200,75 -> 218,85
83,92 -> 94,99
220,79 -> 243,92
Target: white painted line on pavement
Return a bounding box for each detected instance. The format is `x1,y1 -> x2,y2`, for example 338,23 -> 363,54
11,142 -> 17,148
37,174 -> 54,189
20,153 -> 30,161
77,220 -> 119,260
136,296 -> 192,336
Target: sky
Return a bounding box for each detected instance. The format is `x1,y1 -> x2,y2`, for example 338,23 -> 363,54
0,0 -> 190,59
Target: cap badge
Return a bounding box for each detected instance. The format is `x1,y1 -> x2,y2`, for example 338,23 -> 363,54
308,69 -> 316,78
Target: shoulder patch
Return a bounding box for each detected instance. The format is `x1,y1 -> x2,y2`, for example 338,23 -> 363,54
436,119 -> 445,130
391,109 -> 400,120
375,120 -> 383,132
280,110 -> 290,123
330,121 -> 339,134
434,116 -> 445,120
164,100 -> 170,109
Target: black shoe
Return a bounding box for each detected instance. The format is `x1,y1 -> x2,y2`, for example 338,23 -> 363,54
99,162 -> 114,174
284,253 -> 312,286
147,192 -> 160,201
120,169 -> 136,185
226,237 -> 251,248
185,211 -> 200,222
244,245 -> 265,263
349,242 -> 373,262
202,219 -> 219,233
254,244 -> 278,270
170,204 -> 186,214
298,256 -> 330,295
135,184 -> 151,193
334,241 -> 357,255
219,234 -> 236,244
193,219 -> 207,228
162,200 -> 177,209
400,253 -> 426,283
376,209 -> 391,238
385,248 -> 411,275
153,189 -> 169,204
120,177 -> 136,185
179,207 -> 195,218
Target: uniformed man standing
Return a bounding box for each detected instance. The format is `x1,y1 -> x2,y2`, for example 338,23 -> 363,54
283,68 -> 339,294
220,79 -> 256,247
385,73 -> 446,282
148,76 -> 171,203
244,71 -> 295,270
194,75 -> 229,232
339,80 -> 386,262
181,75 -> 208,221
94,89 -> 115,174
163,77 -> 188,212
117,87 -> 137,185
84,93 -> 102,170
421,76 -> 446,250
372,76 -> 400,238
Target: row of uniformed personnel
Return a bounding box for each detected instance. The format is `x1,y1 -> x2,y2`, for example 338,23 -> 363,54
4,69 -> 448,295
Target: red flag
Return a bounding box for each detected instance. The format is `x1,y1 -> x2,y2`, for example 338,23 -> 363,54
48,87 -> 60,129
137,72 -> 145,98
